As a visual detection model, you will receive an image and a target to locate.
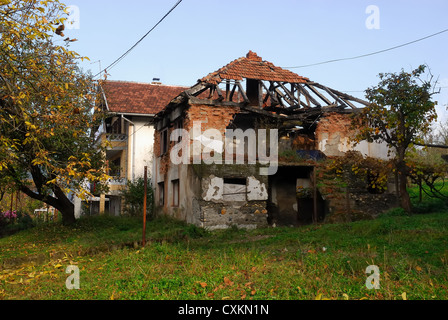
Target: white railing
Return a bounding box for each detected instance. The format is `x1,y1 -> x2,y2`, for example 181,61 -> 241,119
106,133 -> 127,142
108,177 -> 127,185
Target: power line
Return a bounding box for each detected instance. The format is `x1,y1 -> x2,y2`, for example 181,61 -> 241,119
285,28 -> 448,69
343,86 -> 448,94
94,0 -> 183,78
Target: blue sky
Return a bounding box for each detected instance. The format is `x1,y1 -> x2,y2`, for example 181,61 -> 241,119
64,0 -> 448,123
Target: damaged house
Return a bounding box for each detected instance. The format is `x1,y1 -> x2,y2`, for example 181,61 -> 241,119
153,51 -> 395,230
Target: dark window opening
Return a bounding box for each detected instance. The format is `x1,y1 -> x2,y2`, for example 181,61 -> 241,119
160,129 -> 168,155
223,178 -> 246,185
158,182 -> 165,206
172,179 -> 179,207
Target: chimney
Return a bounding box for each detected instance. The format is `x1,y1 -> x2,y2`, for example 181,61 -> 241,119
152,78 -> 161,85
246,51 -> 262,107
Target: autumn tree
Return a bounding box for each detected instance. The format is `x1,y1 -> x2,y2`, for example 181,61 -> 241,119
0,0 -> 109,225
353,65 -> 438,213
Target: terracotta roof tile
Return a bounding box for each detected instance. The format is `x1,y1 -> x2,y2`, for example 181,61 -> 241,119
200,51 -> 309,85
100,81 -> 188,115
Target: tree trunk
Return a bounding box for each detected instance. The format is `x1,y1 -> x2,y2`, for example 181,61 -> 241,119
19,185 -> 77,225
395,142 -> 412,213
398,170 -> 412,213
58,204 -> 76,226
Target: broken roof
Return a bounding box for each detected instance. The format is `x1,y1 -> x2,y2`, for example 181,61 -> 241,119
156,51 -> 370,126
100,80 -> 188,116
200,51 -> 309,85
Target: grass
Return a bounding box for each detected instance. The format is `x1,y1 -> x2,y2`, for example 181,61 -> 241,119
1,188 -> 448,300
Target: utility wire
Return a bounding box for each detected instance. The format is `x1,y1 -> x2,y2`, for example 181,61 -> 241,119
286,28 -> 448,69
94,0 -> 183,78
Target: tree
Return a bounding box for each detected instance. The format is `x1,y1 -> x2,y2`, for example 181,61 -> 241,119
0,0 -> 109,225
353,65 -> 438,212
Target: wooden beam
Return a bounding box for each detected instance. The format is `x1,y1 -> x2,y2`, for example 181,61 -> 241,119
187,82 -> 209,97
215,85 -> 224,101
415,143 -> 448,149
274,87 -> 294,106
296,84 -> 321,107
340,98 -> 357,109
260,81 -> 279,105
304,83 -> 333,105
309,82 -> 352,108
277,82 -> 298,104
236,81 -> 250,104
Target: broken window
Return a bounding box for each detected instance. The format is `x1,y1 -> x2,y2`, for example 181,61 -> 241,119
223,178 -> 247,202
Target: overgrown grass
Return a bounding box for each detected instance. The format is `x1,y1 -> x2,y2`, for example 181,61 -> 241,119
1,205 -> 447,300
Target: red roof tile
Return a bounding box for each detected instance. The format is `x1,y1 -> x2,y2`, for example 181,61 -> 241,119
100,81 -> 188,115
200,51 -> 309,85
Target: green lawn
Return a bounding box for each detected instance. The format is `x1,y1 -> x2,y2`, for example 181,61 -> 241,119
1,195 -> 448,300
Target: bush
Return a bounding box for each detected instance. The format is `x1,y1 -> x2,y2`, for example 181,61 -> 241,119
15,211 -> 35,230
121,176 -> 155,218
0,210 -> 17,229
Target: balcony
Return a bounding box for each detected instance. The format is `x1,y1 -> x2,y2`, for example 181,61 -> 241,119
108,177 -> 127,186
106,133 -> 127,142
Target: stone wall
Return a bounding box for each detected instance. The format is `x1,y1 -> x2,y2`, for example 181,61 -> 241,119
191,163 -> 269,230
316,161 -> 398,223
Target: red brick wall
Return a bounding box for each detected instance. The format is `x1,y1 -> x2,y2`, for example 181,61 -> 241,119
155,104 -> 240,175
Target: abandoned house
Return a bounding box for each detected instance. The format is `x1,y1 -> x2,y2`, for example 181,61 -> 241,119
152,51 -> 397,230
75,80 -> 187,217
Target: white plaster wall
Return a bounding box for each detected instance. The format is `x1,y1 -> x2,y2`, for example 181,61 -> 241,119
353,139 -> 390,160
247,176 -> 268,201
318,134 -> 390,160
127,118 -> 155,181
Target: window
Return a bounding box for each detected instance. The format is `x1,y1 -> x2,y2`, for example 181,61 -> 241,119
160,129 -> 168,155
173,120 -> 184,143
172,179 -> 179,207
158,182 -> 165,206
223,178 -> 246,201
109,157 -> 121,177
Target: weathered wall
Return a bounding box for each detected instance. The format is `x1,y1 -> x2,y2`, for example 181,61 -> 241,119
316,162 -> 398,223
316,112 -> 390,159
192,163 -> 269,230
154,103 -> 270,229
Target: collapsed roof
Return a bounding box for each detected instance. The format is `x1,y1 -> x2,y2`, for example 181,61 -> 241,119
159,51 -> 369,127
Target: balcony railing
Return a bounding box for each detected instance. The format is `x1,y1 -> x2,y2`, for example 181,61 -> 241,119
106,133 -> 127,142
108,177 -> 127,186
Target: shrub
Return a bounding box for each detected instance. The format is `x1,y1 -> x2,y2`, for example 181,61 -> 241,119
0,210 -> 17,229
121,176 -> 155,218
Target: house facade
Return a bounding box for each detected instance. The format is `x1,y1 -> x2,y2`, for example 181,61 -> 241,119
153,51 -> 394,229
75,80 -> 187,217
